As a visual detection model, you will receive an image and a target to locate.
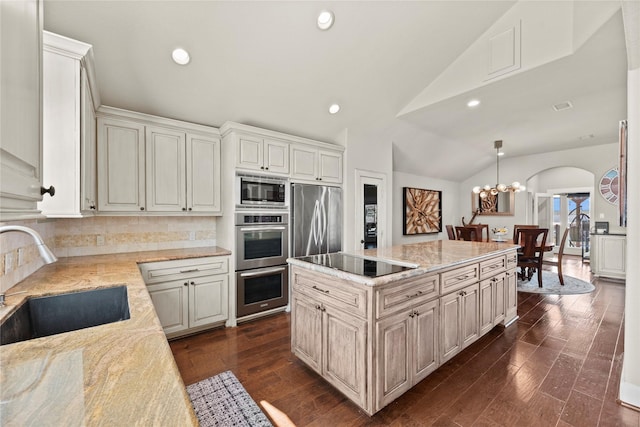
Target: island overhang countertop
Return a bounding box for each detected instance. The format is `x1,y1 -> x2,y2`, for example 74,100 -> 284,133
287,240 -> 520,286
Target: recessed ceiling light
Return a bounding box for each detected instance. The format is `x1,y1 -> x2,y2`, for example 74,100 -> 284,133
171,48 -> 190,65
329,104 -> 340,114
467,99 -> 480,108
317,10 -> 335,30
553,101 -> 573,111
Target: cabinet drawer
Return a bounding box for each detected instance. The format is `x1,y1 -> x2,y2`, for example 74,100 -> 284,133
440,263 -> 479,295
375,273 -> 439,319
291,267 -> 368,318
506,252 -> 517,270
479,256 -> 506,279
139,256 -> 229,284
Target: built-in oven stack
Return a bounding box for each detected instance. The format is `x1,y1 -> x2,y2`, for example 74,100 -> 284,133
235,213 -> 289,318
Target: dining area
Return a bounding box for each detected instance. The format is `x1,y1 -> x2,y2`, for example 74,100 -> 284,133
446,223 -> 568,289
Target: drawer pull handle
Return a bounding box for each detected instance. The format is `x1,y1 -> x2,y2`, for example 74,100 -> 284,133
405,291 -> 424,299
455,274 -> 471,281
316,304 -> 326,312
180,268 -> 200,273
312,285 -> 330,294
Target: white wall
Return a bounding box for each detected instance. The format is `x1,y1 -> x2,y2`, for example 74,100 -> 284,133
458,142 -> 622,233
393,171 -> 460,245
529,166 -> 593,192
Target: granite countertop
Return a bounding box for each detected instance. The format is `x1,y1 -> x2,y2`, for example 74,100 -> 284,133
0,246 -> 231,426
287,240 -> 519,286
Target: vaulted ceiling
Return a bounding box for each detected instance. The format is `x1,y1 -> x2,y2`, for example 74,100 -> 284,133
43,1 -> 628,182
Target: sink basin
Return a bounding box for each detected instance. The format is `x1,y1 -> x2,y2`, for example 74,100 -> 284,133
1,286 -> 130,346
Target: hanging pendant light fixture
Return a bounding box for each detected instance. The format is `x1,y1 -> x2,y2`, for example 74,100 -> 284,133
472,140 -> 526,199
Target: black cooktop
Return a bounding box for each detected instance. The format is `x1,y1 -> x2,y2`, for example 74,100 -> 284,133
296,253 -> 415,278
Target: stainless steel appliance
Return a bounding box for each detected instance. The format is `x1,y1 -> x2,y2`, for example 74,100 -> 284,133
291,183 -> 342,257
296,253 -> 416,277
235,212 -> 289,318
236,174 -> 288,210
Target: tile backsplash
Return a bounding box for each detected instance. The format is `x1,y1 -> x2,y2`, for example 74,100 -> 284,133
0,216 -> 217,292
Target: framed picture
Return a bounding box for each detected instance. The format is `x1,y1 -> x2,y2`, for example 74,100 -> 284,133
403,187 -> 442,235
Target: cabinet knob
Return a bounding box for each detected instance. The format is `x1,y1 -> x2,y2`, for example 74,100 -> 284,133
182,207 -> 187,211
188,207 -> 192,211
261,166 -> 265,170
265,167 -> 269,170
89,204 -> 96,210
183,282 -> 188,286
140,207 -> 145,211
40,185 -> 55,197
190,281 -> 195,285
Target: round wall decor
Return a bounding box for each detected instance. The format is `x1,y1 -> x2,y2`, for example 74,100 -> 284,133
599,167 -> 619,204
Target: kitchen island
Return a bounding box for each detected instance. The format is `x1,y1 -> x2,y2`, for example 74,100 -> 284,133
287,240 -> 519,415
0,247 -> 230,426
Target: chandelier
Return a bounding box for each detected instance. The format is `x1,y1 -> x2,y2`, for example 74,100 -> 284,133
472,140 -> 526,199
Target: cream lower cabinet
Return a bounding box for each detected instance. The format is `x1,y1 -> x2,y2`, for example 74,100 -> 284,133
375,299 -> 438,410
479,273 -> 506,335
440,283 -> 479,363
140,256 -> 229,339
591,234 -> 626,280
291,293 -> 367,408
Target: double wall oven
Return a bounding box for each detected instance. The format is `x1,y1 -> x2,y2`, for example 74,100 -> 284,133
235,210 -> 289,318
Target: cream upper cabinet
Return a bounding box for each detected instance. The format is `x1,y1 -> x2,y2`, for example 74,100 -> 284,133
97,107 -> 221,215
0,0 -> 44,220
237,135 -> 289,174
187,134 -> 221,213
145,126 -> 186,212
39,31 -> 100,217
97,117 -> 146,212
591,234 -> 626,280
291,144 -> 343,184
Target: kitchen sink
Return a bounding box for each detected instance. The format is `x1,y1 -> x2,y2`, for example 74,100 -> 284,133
0,286 -> 130,346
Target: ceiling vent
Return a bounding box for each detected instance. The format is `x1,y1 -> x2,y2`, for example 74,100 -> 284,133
553,101 -> 573,111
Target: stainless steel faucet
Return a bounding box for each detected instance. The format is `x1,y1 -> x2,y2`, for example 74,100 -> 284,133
0,225 -> 58,306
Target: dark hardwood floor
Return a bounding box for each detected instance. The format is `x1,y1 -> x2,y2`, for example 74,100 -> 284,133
170,256 -> 639,426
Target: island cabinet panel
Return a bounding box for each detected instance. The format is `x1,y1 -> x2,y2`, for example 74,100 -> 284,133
504,269 -> 518,323
440,283 -> 480,362
441,263 -> 479,294
479,255 -> 506,279
291,295 -> 322,374
291,268 -> 368,317
375,273 -> 438,319
479,273 -> 507,335
375,299 -> 439,411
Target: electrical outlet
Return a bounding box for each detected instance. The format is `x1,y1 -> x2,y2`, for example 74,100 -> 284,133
17,248 -> 24,267
599,213 -> 605,219
4,252 -> 14,274
96,235 -> 105,246
189,231 -> 196,241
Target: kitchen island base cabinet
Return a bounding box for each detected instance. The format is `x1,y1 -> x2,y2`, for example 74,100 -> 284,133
440,283 -> 479,363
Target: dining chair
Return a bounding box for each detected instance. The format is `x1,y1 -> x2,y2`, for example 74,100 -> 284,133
513,225 -> 540,244
517,228 -> 548,287
542,227 -> 569,286
455,226 -> 477,241
446,225 -> 456,240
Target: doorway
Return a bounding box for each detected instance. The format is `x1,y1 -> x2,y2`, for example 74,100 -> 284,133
354,170 -> 387,250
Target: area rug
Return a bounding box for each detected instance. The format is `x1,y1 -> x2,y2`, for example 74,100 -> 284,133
517,270 -> 595,295
186,370 -> 273,427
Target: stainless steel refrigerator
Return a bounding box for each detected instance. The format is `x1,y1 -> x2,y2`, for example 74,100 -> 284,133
291,183 -> 342,257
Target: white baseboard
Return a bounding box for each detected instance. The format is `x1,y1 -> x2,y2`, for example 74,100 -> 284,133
620,380 -> 640,410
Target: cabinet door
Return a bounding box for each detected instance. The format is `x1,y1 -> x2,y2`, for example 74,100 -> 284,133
290,145 -> 318,181
145,126 -> 186,212
493,273 -> 506,325
376,310 -> 411,410
413,299 -> 439,382
598,236 -> 626,278
97,118 -> 146,211
189,274 -> 228,327
0,0 -> 43,220
291,295 -> 322,374
263,139 -> 289,174
81,69 -> 97,212
147,280 -> 189,335
479,278 -> 494,336
461,284 -> 479,349
318,150 -> 342,183
187,134 -> 221,213
440,291 -> 461,362
504,269 -> 518,323
236,135 -> 263,171
323,305 -> 367,408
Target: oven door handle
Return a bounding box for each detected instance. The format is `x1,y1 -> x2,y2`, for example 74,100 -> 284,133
239,266 -> 287,278
239,226 -> 286,232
